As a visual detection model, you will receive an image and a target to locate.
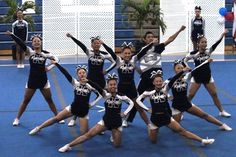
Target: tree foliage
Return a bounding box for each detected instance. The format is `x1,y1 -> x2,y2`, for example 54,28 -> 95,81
121,0 -> 166,36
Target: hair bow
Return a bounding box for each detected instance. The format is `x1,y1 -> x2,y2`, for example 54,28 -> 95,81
76,65 -> 88,72
30,34 -> 42,41
107,73 -> 118,80
150,70 -> 163,79
121,42 -> 134,49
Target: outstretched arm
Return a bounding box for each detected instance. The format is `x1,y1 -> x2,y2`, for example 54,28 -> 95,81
66,33 -> 89,56
163,25 -> 186,46
87,80 -> 105,96
209,29 -> 228,53
101,41 -> 117,61
100,41 -> 117,74
5,31 -> 28,53
54,62 -> 73,83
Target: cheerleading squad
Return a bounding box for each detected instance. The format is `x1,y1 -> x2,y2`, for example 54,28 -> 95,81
5,24 -> 232,153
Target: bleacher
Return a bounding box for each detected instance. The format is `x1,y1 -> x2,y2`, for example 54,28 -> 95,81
115,0 -> 135,52
0,0 -> 234,56
0,0 -> 42,56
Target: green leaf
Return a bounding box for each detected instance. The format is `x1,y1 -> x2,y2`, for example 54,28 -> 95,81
121,0 -> 166,38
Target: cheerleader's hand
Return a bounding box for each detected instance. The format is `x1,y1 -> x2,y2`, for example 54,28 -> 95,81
180,25 -> 186,31
66,33 -> 73,38
51,60 -> 57,64
80,77 -> 88,83
120,112 -> 125,118
147,108 -> 152,114
207,58 -> 213,63
5,31 -> 12,36
152,38 -> 159,45
99,40 -> 104,45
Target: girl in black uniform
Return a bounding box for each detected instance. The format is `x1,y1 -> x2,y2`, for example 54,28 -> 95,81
5,31 -> 64,126
184,29 -> 231,117
107,41 -> 157,127
29,63 -> 102,135
12,9 -> 28,68
171,59 -> 232,131
191,6 -> 205,51
136,69 -> 215,145
66,33 -> 116,126
58,73 -> 134,152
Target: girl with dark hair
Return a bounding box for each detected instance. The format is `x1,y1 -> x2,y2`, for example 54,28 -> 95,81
170,59 -> 232,131
12,9 -> 28,68
66,33 -> 116,127
58,73 -> 134,152
29,63 -> 102,135
184,29 -> 231,117
191,6 -> 205,51
136,68 -> 215,145
5,31 -> 64,126
107,41 -> 161,127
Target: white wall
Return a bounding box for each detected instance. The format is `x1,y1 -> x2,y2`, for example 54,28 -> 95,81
42,0 -> 114,56
160,0 -> 225,54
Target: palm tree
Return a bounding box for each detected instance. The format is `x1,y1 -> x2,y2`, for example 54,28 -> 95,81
0,0 -> 39,31
121,0 -> 166,38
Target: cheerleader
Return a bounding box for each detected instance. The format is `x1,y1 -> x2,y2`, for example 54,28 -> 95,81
191,6 -> 205,51
58,73 -> 134,152
136,69 -> 215,145
29,63 -> 102,135
5,31 -> 64,126
137,25 -> 186,95
183,29 -> 231,117
171,59 -> 232,131
66,33 -> 116,126
12,9 -> 28,68
106,41 -> 158,126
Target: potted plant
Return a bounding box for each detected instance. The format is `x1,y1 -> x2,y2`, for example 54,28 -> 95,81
121,0 -> 166,52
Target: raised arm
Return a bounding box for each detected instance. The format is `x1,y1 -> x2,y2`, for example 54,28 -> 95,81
209,29 -> 228,54
87,80 -> 105,96
66,33 -> 89,56
101,41 -> 117,61
54,63 -> 73,83
163,25 -> 186,46
5,31 -> 28,52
